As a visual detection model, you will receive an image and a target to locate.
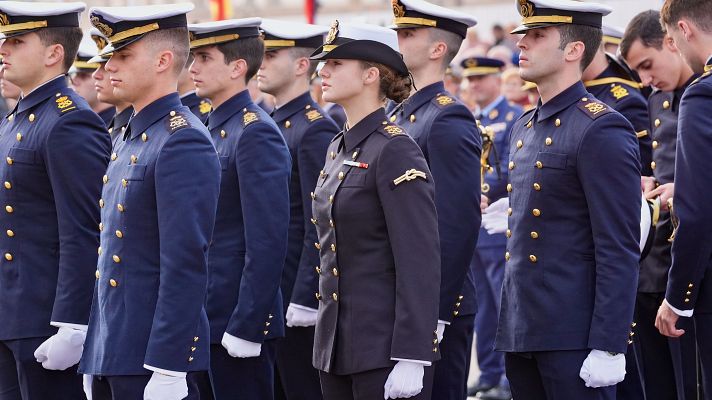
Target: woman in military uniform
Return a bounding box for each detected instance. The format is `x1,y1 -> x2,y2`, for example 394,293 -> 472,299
309,21 -> 441,400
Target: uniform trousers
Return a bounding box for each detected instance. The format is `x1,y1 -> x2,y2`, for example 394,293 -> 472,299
320,365 -> 434,400
208,341 -> 276,400
695,313 -> 712,400
432,313 -> 475,400
274,326 -> 323,400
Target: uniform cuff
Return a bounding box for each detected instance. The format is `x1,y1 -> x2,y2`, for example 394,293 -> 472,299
390,358 -> 432,367
50,321 -> 88,332
289,303 -> 319,313
664,298 -> 693,317
143,364 -> 187,378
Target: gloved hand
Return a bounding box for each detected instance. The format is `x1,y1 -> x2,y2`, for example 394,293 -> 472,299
286,303 -> 318,327
144,372 -> 188,400
34,327 -> 86,370
384,361 -> 425,399
83,375 -> 93,400
221,332 -> 261,358
579,349 -> 626,388
436,321 -> 446,343
482,197 -> 509,235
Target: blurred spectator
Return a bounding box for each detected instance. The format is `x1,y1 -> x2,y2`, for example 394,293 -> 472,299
487,45 -> 514,69
603,25 -> 625,54
444,64 -> 463,98
521,81 -> 538,110
501,68 -> 529,108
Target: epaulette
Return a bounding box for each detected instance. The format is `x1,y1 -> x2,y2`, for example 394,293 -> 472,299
166,111 -> 191,134
380,123 -> 405,137
242,108 -> 260,127
199,100 -> 212,115
576,98 -> 613,120
54,92 -> 79,115
691,70 -> 712,86
610,84 -> 630,100
432,94 -> 456,108
305,108 -> 324,123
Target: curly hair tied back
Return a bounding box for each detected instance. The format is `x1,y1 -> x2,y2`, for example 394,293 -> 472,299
362,61 -> 413,103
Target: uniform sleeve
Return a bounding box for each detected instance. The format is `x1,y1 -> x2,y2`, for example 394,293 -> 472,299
291,119 -> 337,308
227,122 -> 292,342
616,92 -> 652,176
376,135 -> 441,363
577,114 -> 641,353
426,107 -> 482,322
666,82 -> 712,311
144,129 -> 221,370
44,109 -> 111,326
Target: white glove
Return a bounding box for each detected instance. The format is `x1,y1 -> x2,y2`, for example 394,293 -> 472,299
221,332 -> 261,358
384,361 -> 425,399
83,375 -> 93,400
33,327 -> 86,370
435,321 -> 446,343
579,349 -> 626,388
286,303 -> 318,327
144,372 -> 188,400
481,197 -> 509,234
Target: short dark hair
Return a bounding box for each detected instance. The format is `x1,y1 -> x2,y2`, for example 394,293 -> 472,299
661,0 -> 712,33
428,28 -> 463,70
620,10 -> 665,59
36,27 -> 83,71
143,27 -> 190,76
217,36 -> 264,83
556,24 -> 602,71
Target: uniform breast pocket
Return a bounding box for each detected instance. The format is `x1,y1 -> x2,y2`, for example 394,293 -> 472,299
8,147 -> 41,166
126,164 -> 147,181
536,152 -> 568,170
340,172 -> 367,188
219,156 -> 229,171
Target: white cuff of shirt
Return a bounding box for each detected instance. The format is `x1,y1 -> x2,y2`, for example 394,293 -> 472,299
437,319 -> 450,326
50,322 -> 88,332
664,298 -> 694,317
390,358 -> 432,367
289,303 -> 319,313
143,364 -> 187,378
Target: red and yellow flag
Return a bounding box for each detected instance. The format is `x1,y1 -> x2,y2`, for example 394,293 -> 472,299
210,0 -> 233,20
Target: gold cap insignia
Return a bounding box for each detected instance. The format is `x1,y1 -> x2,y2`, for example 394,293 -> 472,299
0,13 -> 9,27
92,36 -> 107,52
465,59 -> 478,68
325,20 -> 339,45
91,16 -> 113,38
518,0 -> 534,18
392,0 -> 406,18
189,32 -> 197,42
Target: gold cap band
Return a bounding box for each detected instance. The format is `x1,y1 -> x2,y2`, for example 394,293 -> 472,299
109,23 -> 159,44
264,39 -> 296,48
522,15 -> 573,25
393,17 -> 437,27
190,33 -> 241,49
0,20 -> 48,33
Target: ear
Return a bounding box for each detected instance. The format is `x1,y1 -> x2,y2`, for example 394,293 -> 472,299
362,65 -> 380,86
663,34 -> 678,52
155,50 -> 175,73
430,41 -> 447,61
678,20 -> 693,41
563,40 -> 586,64
294,57 -> 311,78
230,58 -> 248,80
44,43 -> 65,68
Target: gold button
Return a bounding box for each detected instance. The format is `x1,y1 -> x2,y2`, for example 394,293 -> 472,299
689,283 -> 694,288
532,209 -> 541,217
433,339 -> 438,344
686,291 -> 692,295
651,161 -> 656,170
631,322 -> 637,328
99,222 -> 104,231
582,97 -> 588,101
508,161 -> 515,170
526,121 -> 532,128
310,218 -> 317,225
390,115 -> 397,122
29,113 -> 35,122
328,195 -> 334,203
535,161 -> 543,169
329,219 -> 334,228
433,347 -> 438,353
507,207 -> 512,216
4,253 -> 12,261
6,229 -> 14,237
170,111 -> 176,117
111,153 -> 117,161
315,266 -> 322,274
98,247 -> 102,255
655,119 -> 661,127
194,336 -> 199,342
458,295 -> 464,300
332,267 -> 339,276
319,170 -> 325,177
315,292 -> 322,300
506,229 -> 511,238
285,121 -> 291,128
628,339 -> 634,345
5,205 -> 13,213
263,330 -> 269,335
142,133 -> 148,142
188,356 -> 194,362
410,115 -> 416,122
453,310 -> 459,316
545,137 -> 552,146
310,192 -> 316,200
652,140 -> 658,149
314,242 -> 321,250
95,270 -> 100,279
332,292 -> 338,301
529,255 -> 537,263
191,346 -> 197,352
220,130 -> 227,138
555,118 -> 561,127
505,251 -> 510,261
16,133 -> 22,141
7,115 -> 13,121
685,298 -> 690,303
110,279 -> 118,287
112,255 -> 121,263
352,151 -> 358,160
122,179 -> 128,188
516,140 -> 523,149
103,175 -> 109,184
115,230 -> 123,238
338,171 -> 345,180
100,199 -> 106,208
130,155 -> 138,164
533,183 -> 541,191
506,184 -> 512,192
663,100 -> 670,109
330,151 -> 336,160
530,231 -> 539,239
4,181 -> 10,190
117,203 -> 124,212
330,243 -> 336,252
6,157 -> 12,165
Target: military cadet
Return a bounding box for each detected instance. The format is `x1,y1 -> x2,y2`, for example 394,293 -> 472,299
387,2 -> 482,399
462,56 -> 522,400
619,10 -> 700,400
656,0 -> 712,396
309,21 -> 440,400
496,1 -> 641,399
178,58 -> 210,124
256,19 -> 339,400
0,2 -> 111,399
188,18 -> 292,400
79,4 -> 221,399
88,28 -> 134,143
602,25 -> 624,54
69,35 -> 115,127
582,41 -> 652,176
